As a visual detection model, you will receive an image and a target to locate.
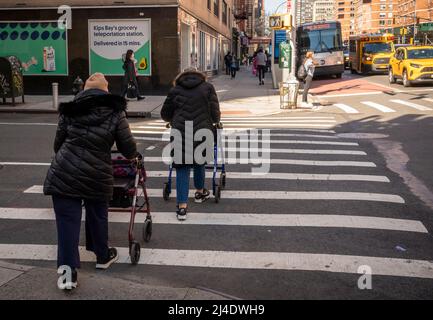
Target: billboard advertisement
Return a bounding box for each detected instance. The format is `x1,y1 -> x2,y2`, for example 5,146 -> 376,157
0,21 -> 68,76
88,19 -> 151,76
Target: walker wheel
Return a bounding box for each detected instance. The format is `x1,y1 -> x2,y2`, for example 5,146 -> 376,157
220,173 -> 226,189
215,185 -> 222,203
130,241 -> 141,265
163,183 -> 170,201
143,219 -> 153,243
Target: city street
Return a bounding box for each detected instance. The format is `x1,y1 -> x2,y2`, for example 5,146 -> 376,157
1,68 -> 433,299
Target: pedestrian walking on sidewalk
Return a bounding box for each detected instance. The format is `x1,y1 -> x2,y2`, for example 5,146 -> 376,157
302,51 -> 316,108
256,48 -> 268,85
161,68 -> 221,221
224,52 -> 232,75
120,49 -> 145,101
230,55 -> 238,79
43,73 -> 139,290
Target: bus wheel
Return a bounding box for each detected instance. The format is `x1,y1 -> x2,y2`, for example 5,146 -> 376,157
403,70 -> 411,87
336,73 -> 342,79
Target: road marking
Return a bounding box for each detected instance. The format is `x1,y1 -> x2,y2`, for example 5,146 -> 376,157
148,120 -> 338,125
130,128 -> 338,134
23,186 -> 405,203
144,171 -> 390,182
390,99 -> 432,111
334,104 -> 360,114
0,159 -> 377,168
132,131 -> 341,139
361,101 -> 396,113
0,162 -> 50,166
0,208 -> 425,233
1,244 -> 432,279
134,124 -> 336,129
135,137 -> 359,146
152,117 -> 337,122
225,148 -> 366,155
0,122 -> 57,126
316,92 -> 384,98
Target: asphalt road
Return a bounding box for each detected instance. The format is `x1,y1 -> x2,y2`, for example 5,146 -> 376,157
1,72 -> 433,299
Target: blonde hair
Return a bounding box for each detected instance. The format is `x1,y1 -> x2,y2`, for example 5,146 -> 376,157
306,51 -> 314,59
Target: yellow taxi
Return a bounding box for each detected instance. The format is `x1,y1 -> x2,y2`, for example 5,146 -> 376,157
389,46 -> 433,87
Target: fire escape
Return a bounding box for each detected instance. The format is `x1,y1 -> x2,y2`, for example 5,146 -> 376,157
234,0 -> 254,39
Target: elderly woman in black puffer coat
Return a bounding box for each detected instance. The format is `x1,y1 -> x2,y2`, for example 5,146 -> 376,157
161,68 -> 221,221
43,73 -> 138,290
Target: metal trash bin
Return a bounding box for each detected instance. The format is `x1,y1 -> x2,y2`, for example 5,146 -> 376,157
279,80 -> 299,109
0,56 -> 25,106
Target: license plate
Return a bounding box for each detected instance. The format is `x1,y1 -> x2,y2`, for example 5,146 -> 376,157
377,66 -> 387,69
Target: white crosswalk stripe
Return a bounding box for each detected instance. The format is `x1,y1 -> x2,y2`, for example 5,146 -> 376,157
0,208 -> 425,232
1,244 -> 433,279
390,99 -> 433,111
361,101 -> 396,113
22,185 -> 404,204
334,104 -> 360,114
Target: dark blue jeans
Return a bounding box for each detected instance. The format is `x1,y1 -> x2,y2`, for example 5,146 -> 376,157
52,195 -> 109,269
176,165 -> 206,204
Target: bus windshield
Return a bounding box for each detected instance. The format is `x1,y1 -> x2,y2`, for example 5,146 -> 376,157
407,49 -> 433,59
299,24 -> 343,53
363,42 -> 392,54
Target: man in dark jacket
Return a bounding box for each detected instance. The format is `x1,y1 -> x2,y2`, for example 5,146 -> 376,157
161,68 -> 221,221
44,73 -> 138,290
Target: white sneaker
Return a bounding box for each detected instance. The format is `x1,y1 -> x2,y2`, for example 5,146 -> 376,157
300,102 -> 311,108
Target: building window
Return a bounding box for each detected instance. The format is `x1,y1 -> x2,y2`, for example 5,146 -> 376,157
208,0 -> 211,11
338,14 -> 345,19
214,0 -> 220,17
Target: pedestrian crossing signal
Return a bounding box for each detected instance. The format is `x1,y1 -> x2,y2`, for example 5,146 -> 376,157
270,14 -> 292,30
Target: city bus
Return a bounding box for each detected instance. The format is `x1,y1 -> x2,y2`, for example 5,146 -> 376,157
297,21 -> 344,78
349,33 -> 395,74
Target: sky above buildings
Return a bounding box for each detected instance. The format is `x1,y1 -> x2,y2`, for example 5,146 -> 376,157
265,0 -> 287,14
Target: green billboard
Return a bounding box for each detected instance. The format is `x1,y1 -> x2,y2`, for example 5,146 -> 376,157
88,19 -> 152,76
0,21 -> 68,76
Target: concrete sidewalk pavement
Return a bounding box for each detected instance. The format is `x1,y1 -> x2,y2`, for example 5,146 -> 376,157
0,261 -> 229,300
0,67 -> 317,118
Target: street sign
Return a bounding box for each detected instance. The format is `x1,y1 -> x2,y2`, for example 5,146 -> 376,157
279,41 -> 292,70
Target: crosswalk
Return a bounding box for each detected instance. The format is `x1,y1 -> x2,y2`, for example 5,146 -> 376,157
327,96 -> 433,114
1,115 -> 433,295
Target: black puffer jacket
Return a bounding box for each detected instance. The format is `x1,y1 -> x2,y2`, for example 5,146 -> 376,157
43,89 -> 138,201
160,70 -> 221,166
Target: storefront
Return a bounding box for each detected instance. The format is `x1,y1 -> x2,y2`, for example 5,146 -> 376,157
0,4 -> 231,95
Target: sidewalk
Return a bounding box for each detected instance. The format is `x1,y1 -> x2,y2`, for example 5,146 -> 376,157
0,67 -> 316,118
0,261 -> 229,300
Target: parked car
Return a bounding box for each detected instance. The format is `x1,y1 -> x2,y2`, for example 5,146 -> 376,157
389,46 -> 433,87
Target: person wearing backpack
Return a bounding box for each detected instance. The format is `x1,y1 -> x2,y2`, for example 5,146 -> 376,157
299,51 -> 316,108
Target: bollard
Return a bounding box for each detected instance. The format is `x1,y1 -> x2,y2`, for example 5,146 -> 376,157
52,83 -> 59,110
